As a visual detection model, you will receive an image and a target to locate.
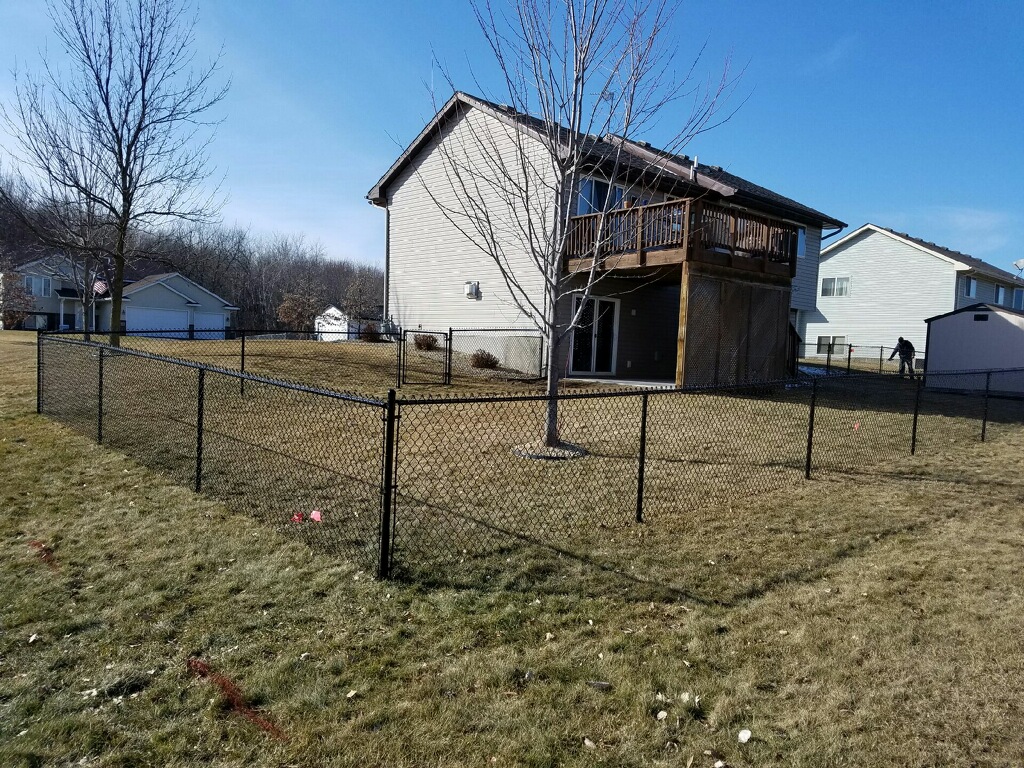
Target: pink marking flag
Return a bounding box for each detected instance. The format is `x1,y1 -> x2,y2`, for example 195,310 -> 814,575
853,421 -> 861,431
290,512 -> 303,523
310,510 -> 322,523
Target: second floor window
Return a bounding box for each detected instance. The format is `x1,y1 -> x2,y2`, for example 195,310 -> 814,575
1014,288 -> 1024,310
24,276 -> 51,297
796,227 -> 807,258
821,277 -> 850,297
575,177 -> 624,215
995,285 -> 1006,305
963,276 -> 977,298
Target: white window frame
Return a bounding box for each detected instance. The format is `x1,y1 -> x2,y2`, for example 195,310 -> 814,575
821,276 -> 850,297
963,276 -> 977,298
995,285 -> 1006,305
796,226 -> 807,258
23,275 -> 51,297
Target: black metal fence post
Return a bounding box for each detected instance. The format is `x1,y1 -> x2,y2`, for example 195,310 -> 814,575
825,344 -> 832,374
195,367 -> 206,492
805,378 -> 818,479
396,331 -> 404,389
635,393 -> 649,523
239,329 -> 246,396
981,371 -> 991,442
911,378 -> 922,455
36,331 -> 43,414
446,328 -> 454,385
378,389 -> 398,579
846,345 -> 853,374
878,345 -> 884,374
97,347 -> 104,444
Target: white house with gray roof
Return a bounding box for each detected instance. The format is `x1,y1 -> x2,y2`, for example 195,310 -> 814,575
801,223 -> 1024,357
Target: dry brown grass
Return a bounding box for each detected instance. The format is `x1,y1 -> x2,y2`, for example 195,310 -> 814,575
4,329 -> 1024,767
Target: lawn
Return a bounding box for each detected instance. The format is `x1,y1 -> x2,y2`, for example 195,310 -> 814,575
3,329 -> 1024,766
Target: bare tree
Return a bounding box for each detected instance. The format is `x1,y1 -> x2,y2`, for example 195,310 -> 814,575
276,280 -> 325,333
0,251 -> 34,329
425,0 -> 735,447
0,0 -> 227,344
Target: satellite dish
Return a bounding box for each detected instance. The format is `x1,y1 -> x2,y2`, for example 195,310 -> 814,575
1014,258 -> 1024,276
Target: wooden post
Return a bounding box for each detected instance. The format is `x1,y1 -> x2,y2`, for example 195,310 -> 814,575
675,264 -> 690,387
728,210 -> 737,256
688,200 -> 702,261
636,207 -> 645,265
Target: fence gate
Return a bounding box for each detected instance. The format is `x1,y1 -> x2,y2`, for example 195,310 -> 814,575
400,330 -> 449,386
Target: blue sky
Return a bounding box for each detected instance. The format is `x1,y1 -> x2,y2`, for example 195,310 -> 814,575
1,1 -> 1022,272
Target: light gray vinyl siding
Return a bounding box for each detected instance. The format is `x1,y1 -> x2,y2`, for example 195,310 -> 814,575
953,274 -> 1017,309
790,225 -> 822,312
801,229 -> 956,352
386,107 -> 556,331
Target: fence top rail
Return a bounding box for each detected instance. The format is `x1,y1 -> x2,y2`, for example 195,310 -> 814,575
448,327 -> 544,334
40,334 -> 387,408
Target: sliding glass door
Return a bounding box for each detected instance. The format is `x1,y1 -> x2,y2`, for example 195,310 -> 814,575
570,296 -> 618,375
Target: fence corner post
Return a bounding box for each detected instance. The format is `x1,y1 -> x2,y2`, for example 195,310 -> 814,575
847,345 -> 853,375
195,367 -> 206,493
378,388 -> 398,579
910,377 -> 922,455
97,347 -> 104,444
805,378 -> 818,480
878,345 -> 884,374
635,392 -> 649,523
396,331 -> 403,389
981,371 -> 991,442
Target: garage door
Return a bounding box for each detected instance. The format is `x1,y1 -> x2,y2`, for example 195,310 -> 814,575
125,307 -> 189,338
194,312 -> 226,340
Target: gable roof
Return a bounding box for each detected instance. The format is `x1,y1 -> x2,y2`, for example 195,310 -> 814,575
121,272 -> 237,309
367,91 -> 845,229
823,224 -> 1023,285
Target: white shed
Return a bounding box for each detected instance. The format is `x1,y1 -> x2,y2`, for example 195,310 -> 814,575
925,303 -> 1024,394
314,305 -> 382,341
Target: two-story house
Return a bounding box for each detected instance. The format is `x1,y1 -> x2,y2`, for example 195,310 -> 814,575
801,223 -> 1024,355
5,253 -> 237,336
367,92 -> 845,386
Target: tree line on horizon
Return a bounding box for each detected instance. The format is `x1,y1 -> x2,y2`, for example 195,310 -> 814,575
0,179 -> 384,331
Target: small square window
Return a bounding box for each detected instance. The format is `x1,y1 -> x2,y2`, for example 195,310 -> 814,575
821,278 -> 835,297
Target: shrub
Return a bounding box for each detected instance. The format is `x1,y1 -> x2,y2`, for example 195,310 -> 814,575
414,333 -> 439,351
470,349 -> 500,369
362,322 -> 382,343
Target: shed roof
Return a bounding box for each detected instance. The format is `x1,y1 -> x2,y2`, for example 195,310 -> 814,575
925,302 -> 1024,324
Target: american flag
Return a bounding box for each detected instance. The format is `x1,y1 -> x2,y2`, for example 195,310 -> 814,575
92,279 -> 108,295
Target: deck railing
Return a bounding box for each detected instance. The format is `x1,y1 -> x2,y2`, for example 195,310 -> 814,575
565,198 -> 799,269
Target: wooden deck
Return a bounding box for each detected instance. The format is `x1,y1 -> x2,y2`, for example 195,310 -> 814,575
564,199 -> 800,279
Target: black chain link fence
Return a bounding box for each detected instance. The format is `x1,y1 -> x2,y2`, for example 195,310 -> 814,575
447,328 -> 545,384
37,333 -> 1024,581
797,342 -> 927,376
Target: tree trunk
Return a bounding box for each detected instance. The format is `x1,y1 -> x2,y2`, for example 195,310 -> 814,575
543,330 -> 562,447
109,256 -> 125,348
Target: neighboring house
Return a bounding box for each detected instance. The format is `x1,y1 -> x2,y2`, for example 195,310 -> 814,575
107,273 -> 238,338
4,255 -> 237,338
6,253 -> 107,332
314,304 -> 384,341
924,303 -> 1024,394
367,92 -> 844,385
802,223 -> 1024,356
